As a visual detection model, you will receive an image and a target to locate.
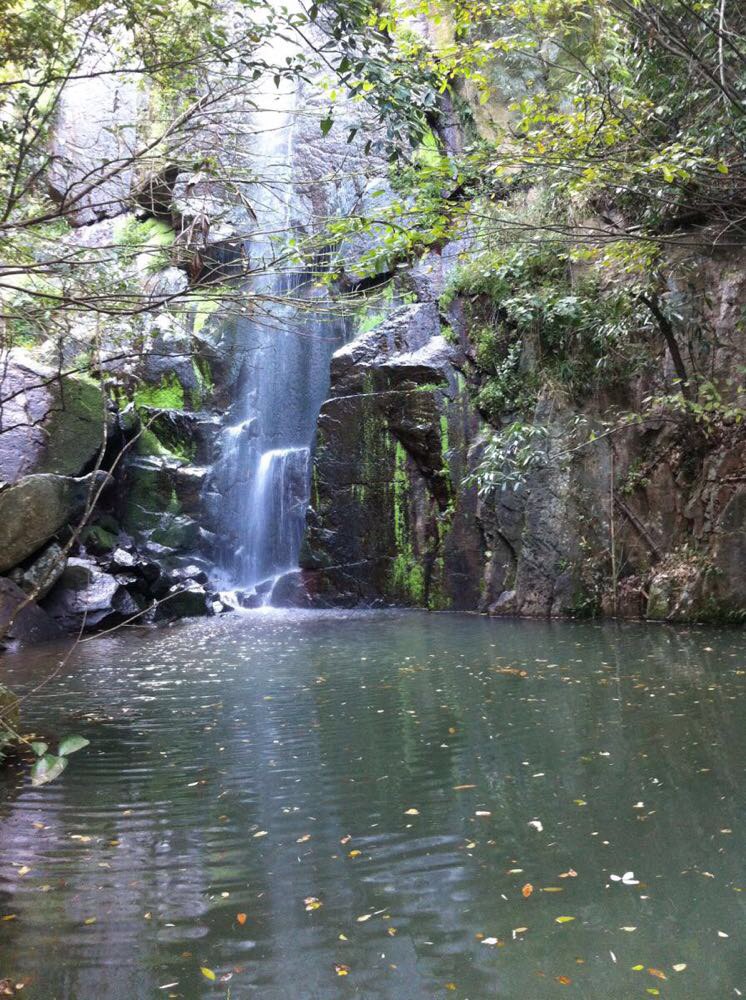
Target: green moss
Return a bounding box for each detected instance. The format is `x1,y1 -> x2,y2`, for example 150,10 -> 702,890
82,524 -> 118,552
136,427 -> 173,457
390,553 -> 426,604
114,215 -> 175,273
439,413 -> 450,457
134,374 -> 185,410
190,356 -> 214,408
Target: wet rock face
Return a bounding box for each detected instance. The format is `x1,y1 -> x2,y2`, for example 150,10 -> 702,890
47,42 -> 141,226
300,303 -> 485,609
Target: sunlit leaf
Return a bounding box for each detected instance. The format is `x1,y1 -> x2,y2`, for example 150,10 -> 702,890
236,913 -> 247,925
200,967 -> 216,981
57,736 -> 89,756
30,754 -> 68,787
555,916 -> 575,923
522,883 -> 534,898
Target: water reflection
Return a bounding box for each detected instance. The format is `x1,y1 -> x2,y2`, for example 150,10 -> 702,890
0,612 -> 744,998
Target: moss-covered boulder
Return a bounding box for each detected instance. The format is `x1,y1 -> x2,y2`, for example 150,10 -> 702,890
0,472 -> 106,573
0,349 -> 109,484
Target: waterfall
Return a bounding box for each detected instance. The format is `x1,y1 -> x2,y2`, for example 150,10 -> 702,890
209,37 -> 342,602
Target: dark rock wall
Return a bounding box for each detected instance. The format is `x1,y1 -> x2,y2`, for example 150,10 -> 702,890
300,250 -> 746,623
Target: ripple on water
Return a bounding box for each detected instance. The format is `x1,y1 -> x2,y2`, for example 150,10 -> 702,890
0,611 -> 744,999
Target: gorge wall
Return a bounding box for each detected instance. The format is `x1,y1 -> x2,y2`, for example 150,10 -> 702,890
1,13 -> 744,646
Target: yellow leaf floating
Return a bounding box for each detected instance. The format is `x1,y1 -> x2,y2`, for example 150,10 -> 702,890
304,896 -> 323,912
672,963 -> 687,972
334,963 -> 351,976
348,850 -> 361,858
83,917 -> 96,925
200,967 -> 216,981
404,808 -> 419,816
357,913 -> 372,922
555,916 -> 576,923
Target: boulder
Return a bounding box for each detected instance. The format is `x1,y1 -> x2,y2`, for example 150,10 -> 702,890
42,556 -> 134,628
0,349 -> 108,484
8,542 -> 67,600
0,472 -> 106,573
0,577 -> 64,646
157,582 -> 212,619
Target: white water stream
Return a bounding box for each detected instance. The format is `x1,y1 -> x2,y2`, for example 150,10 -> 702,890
210,30 -> 342,602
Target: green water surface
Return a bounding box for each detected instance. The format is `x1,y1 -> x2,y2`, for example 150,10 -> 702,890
0,611 -> 743,999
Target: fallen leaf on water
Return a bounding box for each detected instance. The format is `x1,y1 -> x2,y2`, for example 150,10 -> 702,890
236,913 -> 247,926
339,933 -> 347,941
647,990 -> 660,996
559,869 -> 577,879
404,808 -> 419,816
296,834 -> 311,843
340,835 -> 351,845
445,984 -> 457,992
348,850 -> 361,858
1,915 -> 16,922
632,965 -> 644,971
387,927 -> 397,936
542,887 -> 563,893
528,820 -> 543,832
648,968 -> 667,981
475,811 -> 491,817
672,964 -> 687,972
334,963 -> 351,976
573,800 -> 587,807
717,931 -> 729,938
507,869 -> 524,874
304,897 -> 322,912
481,937 -> 499,946
556,976 -> 572,986
453,785 -> 476,791
357,914 -> 372,923
17,867 -> 30,877
253,830 -> 268,838
555,916 -> 575,924
512,927 -> 528,937
620,926 -> 637,932
522,884 -> 534,898
610,871 -> 639,885
200,968 -> 216,981
83,917 -> 96,925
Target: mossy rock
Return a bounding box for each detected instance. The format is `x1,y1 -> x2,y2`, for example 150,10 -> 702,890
83,524 -> 118,553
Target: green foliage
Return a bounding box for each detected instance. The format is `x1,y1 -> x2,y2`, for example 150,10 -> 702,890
467,420 -> 550,495
30,735 -> 89,787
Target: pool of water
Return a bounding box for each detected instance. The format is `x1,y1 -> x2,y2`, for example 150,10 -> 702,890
0,610 -> 744,999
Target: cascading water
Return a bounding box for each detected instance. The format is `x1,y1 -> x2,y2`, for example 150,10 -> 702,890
209,40 -> 343,602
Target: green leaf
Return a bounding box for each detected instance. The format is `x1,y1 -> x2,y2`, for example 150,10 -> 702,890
30,741 -> 48,757
320,116 -> 334,137
58,735 -> 89,756
30,754 -> 68,787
